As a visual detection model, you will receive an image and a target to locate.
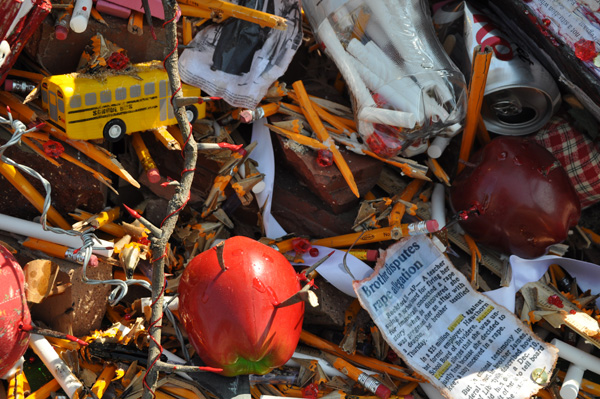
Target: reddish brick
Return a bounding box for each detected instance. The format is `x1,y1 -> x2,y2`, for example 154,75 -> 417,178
273,134 -> 383,214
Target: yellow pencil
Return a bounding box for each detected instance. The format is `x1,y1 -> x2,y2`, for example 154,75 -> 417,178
152,127 -> 181,151
131,132 -> 161,183
0,92 -> 141,188
361,149 -> 430,181
288,92 -> 354,135
69,209 -> 127,238
7,370 -> 26,399
292,80 -> 360,197
182,17 -> 193,45
25,379 -> 61,399
0,162 -> 70,230
266,124 -> 328,150
457,45 -> 493,174
91,364 -> 117,399
7,69 -> 47,81
22,237 -> 99,266
177,0 -> 287,30
313,221 -> 438,248
300,331 -> 423,382
90,7 -> 108,26
426,157 -> 451,186
321,352 -> 391,399
388,179 -> 426,227
233,102 -> 280,123
127,11 -> 144,36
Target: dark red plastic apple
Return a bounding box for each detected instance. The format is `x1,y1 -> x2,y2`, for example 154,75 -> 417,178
178,236 -> 304,376
450,137 -> 580,259
0,244 -> 31,377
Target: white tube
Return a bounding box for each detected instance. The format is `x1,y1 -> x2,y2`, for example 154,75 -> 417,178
428,136 -> 452,159
347,58 -> 418,127
373,0 -> 454,103
551,339 -> 600,374
29,335 -> 84,399
364,41 -> 449,122
0,213 -> 113,257
561,364 -> 585,399
347,39 -> 393,83
347,40 -> 422,123
558,338 -> 595,399
431,183 -> 446,229
70,0 -> 92,33
317,20 -> 376,109
428,123 -> 462,158
358,106 -> 417,129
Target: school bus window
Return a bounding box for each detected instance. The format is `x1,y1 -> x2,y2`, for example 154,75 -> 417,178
41,89 -> 48,105
85,93 -> 97,106
58,98 -> 65,113
100,90 -> 112,103
159,80 -> 167,98
145,82 -> 155,95
115,87 -> 126,101
70,95 -> 82,109
131,85 -> 141,98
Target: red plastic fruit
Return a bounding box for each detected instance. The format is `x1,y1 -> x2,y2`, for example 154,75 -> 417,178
0,244 -> 31,377
178,236 -> 304,376
450,137 -> 580,259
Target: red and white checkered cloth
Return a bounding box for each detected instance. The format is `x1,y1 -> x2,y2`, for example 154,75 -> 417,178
534,116 -> 600,209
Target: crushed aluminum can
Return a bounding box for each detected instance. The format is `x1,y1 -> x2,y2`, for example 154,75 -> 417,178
434,1 -> 561,135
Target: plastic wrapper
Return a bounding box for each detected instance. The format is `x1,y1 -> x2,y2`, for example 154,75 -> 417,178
179,0 -> 302,109
303,0 -> 467,157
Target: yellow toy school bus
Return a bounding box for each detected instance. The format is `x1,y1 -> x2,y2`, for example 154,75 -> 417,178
40,61 -> 205,142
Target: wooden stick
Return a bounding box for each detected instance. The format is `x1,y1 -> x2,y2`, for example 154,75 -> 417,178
142,0 -> 200,396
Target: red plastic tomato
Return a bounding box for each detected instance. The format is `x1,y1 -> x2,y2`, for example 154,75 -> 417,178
178,236 -> 304,376
450,137 -> 580,259
0,244 -> 31,378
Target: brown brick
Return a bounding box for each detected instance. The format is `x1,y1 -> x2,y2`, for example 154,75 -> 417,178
273,134 -> 382,214
271,164 -> 357,238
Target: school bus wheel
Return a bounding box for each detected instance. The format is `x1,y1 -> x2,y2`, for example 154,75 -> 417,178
185,105 -> 199,124
103,118 -> 127,142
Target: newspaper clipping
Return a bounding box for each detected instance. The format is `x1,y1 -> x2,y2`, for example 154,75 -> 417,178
178,0 -> 302,109
354,235 -> 558,399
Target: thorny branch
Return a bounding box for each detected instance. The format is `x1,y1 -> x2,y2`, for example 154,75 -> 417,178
142,1 -> 198,398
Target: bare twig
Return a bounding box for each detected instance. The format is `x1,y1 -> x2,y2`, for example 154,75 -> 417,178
142,1 -> 199,398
